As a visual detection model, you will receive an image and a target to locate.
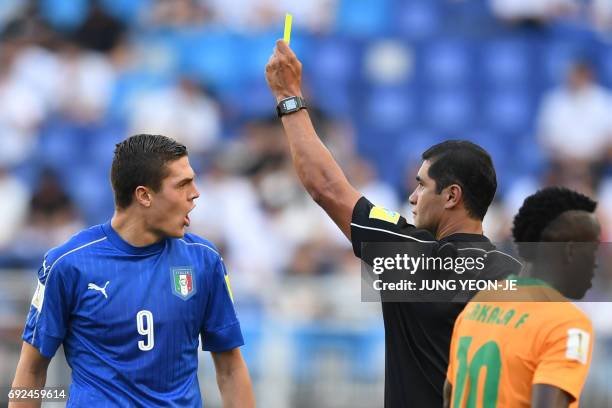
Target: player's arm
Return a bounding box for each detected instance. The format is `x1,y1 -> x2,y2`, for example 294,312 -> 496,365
531,315 -> 592,407
211,348 -> 255,408
9,342 -> 51,408
532,384 -> 572,408
265,39 -> 361,238
443,379 -> 452,408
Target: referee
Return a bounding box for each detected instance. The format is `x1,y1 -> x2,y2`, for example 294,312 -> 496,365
265,40 -> 521,407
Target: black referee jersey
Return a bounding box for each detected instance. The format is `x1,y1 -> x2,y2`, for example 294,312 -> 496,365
350,197 -> 521,408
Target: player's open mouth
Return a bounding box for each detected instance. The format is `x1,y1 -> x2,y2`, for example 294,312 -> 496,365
184,215 -> 190,226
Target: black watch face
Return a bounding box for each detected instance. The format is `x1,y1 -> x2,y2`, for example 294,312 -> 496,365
283,98 -> 298,111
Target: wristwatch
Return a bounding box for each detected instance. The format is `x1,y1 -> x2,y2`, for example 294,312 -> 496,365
276,96 -> 307,118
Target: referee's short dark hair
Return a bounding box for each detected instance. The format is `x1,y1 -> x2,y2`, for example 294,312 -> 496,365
422,140 -> 496,220
111,134 -> 188,209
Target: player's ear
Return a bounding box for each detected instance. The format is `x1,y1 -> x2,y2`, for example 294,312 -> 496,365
444,184 -> 462,210
135,186 -> 152,208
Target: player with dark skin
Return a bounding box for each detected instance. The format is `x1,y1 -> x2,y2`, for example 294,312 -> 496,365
443,188 -> 600,408
11,141 -> 255,408
265,39 -> 571,407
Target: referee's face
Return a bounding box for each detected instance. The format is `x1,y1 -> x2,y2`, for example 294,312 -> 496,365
409,160 -> 445,234
148,156 -> 200,238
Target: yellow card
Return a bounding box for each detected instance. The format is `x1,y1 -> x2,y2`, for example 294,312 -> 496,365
284,13 -> 293,45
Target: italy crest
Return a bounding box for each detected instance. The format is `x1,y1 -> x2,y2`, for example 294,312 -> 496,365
171,267 -> 196,300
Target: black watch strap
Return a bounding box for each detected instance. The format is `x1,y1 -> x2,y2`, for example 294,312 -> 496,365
276,96 -> 307,118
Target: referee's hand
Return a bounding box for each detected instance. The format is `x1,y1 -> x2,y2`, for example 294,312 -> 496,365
265,39 -> 303,103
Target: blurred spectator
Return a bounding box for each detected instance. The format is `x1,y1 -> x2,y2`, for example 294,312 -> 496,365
17,169 -> 84,256
147,0 -> 209,28
537,61 -> 612,186
73,2 -> 126,52
128,78 -> 221,154
490,0 -> 578,25
0,167 -> 30,249
591,0 -> 612,32
57,43 -> 116,122
346,158 -> 399,211
189,155 -> 285,297
202,0 -> 336,33
0,44 -> 51,165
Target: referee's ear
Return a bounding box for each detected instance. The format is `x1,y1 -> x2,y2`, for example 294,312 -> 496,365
444,184 -> 463,210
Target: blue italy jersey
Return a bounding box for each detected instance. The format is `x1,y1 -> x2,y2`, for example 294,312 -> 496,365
22,221 -> 243,407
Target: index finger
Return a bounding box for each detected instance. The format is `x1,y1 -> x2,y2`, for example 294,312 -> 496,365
276,39 -> 296,58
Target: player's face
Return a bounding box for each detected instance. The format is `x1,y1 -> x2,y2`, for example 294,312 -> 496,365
148,156 -> 200,238
408,161 -> 445,233
564,213 -> 601,299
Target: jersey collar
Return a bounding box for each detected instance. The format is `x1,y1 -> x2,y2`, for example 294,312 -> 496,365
439,233 -> 491,243
102,221 -> 166,255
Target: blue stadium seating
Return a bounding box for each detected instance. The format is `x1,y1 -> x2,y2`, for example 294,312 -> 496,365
425,90 -> 474,132
484,89 -> 533,133
99,0 -> 150,23
336,0 -> 391,38
395,1 -> 440,40
306,36 -> 362,86
7,0 -> 612,263
482,38 -> 531,85
422,39 -> 472,86
39,0 -> 89,30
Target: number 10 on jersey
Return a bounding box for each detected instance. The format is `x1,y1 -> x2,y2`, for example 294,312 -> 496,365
136,310 -> 154,351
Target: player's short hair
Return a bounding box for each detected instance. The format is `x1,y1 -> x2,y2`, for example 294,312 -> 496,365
422,140 -> 496,220
512,187 -> 597,244
111,134 -> 187,208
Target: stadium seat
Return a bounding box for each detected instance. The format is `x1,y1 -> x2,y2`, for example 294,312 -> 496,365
482,39 -> 530,85
39,0 -> 89,30
217,80 -> 277,120
67,165 -> 114,225
425,90 -> 473,131
35,119 -> 89,178
362,86 -> 415,132
291,323 -> 384,382
237,314 -> 264,379
307,36 -> 361,86
542,41 -> 581,85
422,40 -> 471,86
395,1 -> 440,40
99,0 -> 150,23
179,30 -> 245,90
335,0 -> 391,37
484,90 -> 532,133
311,83 -> 353,118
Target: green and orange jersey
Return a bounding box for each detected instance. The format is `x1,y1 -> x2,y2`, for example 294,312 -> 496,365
447,276 -> 593,408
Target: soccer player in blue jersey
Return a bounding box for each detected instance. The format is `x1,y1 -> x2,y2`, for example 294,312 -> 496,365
10,134 -> 255,407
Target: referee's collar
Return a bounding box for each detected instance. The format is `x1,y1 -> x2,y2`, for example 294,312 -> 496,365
439,233 -> 491,243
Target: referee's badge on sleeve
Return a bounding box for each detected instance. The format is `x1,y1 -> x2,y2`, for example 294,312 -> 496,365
566,328 -> 590,364
369,206 -> 400,224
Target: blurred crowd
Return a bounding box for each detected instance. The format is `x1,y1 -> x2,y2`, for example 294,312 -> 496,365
0,0 -> 612,311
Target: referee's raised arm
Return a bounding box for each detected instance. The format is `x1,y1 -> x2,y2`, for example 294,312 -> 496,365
265,39 -> 361,239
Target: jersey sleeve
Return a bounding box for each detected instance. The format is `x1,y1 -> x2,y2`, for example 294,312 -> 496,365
22,257 -> 74,359
532,314 -> 593,402
200,257 -> 244,352
350,196 -> 436,258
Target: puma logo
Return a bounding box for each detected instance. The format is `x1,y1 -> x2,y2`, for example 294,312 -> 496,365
88,281 -> 110,299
